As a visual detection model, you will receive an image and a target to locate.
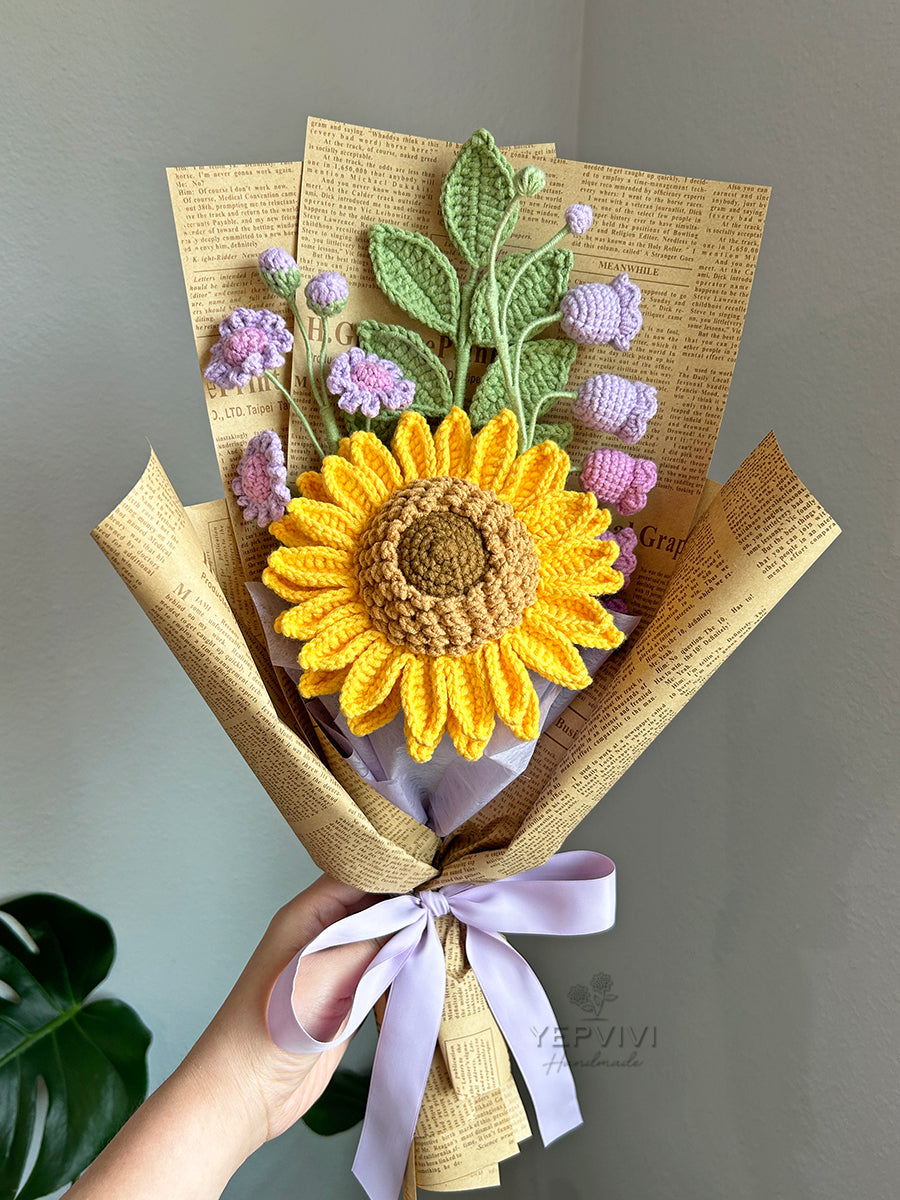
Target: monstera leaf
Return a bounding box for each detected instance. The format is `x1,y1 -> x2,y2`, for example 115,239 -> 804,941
302,1067 -> 370,1136
0,894 -> 151,1200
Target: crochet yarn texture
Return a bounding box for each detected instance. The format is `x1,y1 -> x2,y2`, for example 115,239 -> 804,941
263,408 -> 625,762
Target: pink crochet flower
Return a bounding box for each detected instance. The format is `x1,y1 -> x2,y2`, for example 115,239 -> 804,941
573,374 -> 658,444
601,527 -> 638,585
326,347 -> 415,418
205,309 -> 293,390
581,449 -> 657,516
232,430 -> 291,527
560,274 -> 642,351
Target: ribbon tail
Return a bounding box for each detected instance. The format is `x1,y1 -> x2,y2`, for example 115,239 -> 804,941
465,925 -> 581,1146
353,914 -> 446,1200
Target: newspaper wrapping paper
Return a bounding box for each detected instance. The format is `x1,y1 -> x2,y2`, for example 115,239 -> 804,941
91,122 -> 839,1195
267,852 -> 617,1200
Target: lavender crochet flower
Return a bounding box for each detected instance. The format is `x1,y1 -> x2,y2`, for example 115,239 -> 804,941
258,248 -> 302,300
205,309 -> 293,390
581,448 -> 657,516
326,348 -> 415,418
305,272 -> 350,318
565,204 -> 593,236
573,374 -> 658,444
232,430 -> 291,527
601,527 -> 638,586
560,274 -> 642,351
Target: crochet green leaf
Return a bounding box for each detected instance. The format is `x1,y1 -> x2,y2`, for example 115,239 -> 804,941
0,893 -> 151,1200
470,338 -> 577,430
532,420 -> 575,448
369,226 -> 460,337
440,130 -> 518,269
468,248 -> 573,346
357,320 -> 453,419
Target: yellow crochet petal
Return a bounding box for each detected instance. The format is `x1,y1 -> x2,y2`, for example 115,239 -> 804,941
542,538 -> 623,595
347,431 -> 405,492
299,611 -> 379,670
433,406 -> 473,477
483,637 -> 540,741
346,678 -> 402,736
297,471 -> 330,503
392,411 -> 437,483
321,456 -> 390,520
517,490 -> 598,545
273,498 -> 364,553
298,665 -> 349,697
274,589 -> 358,641
532,595 -> 625,652
261,568 -> 324,606
467,409 -> 517,493
495,441 -> 570,511
267,544 -> 356,589
401,655 -> 448,762
445,651 -> 495,759
338,437 -> 352,459
509,609 -> 593,690
340,639 -> 409,722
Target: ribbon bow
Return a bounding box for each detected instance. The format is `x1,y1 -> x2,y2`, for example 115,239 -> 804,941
267,850 -> 616,1200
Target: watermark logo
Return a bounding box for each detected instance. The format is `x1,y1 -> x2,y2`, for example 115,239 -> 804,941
533,971 -> 658,1072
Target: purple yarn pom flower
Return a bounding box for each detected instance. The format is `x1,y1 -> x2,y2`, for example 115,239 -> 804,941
232,430 -> 291,527
603,596 -> 630,615
573,374 -> 658,444
581,448 -> 657,516
305,272 -> 350,318
326,347 -> 415,418
565,204 -> 593,236
601,527 -> 638,586
205,309 -> 293,390
560,274 -> 643,351
258,248 -> 302,300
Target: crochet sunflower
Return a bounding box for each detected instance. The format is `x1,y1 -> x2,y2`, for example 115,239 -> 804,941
262,408 -> 625,763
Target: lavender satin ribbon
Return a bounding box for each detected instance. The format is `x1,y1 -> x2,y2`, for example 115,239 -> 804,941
267,850 -> 616,1200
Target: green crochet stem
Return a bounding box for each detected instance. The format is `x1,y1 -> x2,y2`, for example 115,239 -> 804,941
527,388 -> 576,447
484,197 -> 528,452
263,370 -> 326,460
288,299 -> 342,455
452,271 -> 479,408
499,225 -> 569,335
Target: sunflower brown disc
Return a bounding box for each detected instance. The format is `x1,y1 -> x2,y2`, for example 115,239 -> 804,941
356,476 -> 539,657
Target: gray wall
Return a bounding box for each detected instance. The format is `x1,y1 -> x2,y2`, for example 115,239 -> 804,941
3,1 -> 897,1197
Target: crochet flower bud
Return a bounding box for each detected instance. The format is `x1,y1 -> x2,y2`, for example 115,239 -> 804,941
581,449 -> 657,516
513,166 -> 546,197
560,274 -> 643,351
258,247 -> 302,301
573,374 -> 658,444
565,204 -> 593,236
601,527 -> 638,585
305,271 -> 349,318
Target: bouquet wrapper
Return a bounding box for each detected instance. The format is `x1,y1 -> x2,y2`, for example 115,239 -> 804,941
93,432 -> 838,1194
92,120 -> 840,1193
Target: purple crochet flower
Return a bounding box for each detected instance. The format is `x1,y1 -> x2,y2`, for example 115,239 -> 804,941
602,596 -> 630,615
573,374 -> 658,444
565,204 -> 593,236
205,309 -> 293,390
258,248 -> 302,300
581,448 -> 657,516
305,272 -> 350,318
560,274 -> 643,351
601,527 -> 638,586
326,348 -> 415,418
232,430 -> 291,527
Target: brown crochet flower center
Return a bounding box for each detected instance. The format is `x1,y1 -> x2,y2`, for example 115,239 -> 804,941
356,476 -> 540,657
397,510 -> 487,598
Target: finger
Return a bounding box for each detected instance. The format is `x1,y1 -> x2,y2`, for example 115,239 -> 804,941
291,937 -> 383,1041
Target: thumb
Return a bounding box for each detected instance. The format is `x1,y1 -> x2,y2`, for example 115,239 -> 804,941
291,937 -> 383,1042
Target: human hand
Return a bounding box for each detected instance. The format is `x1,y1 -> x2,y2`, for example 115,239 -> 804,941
66,875 -> 381,1199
